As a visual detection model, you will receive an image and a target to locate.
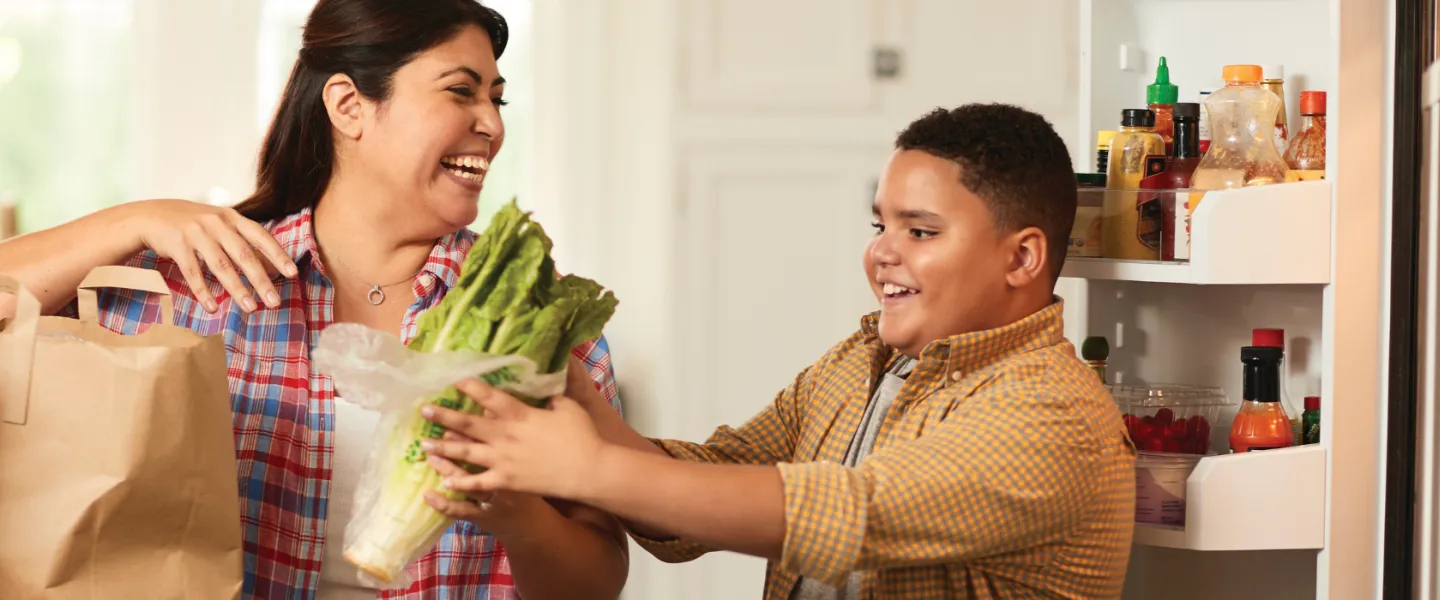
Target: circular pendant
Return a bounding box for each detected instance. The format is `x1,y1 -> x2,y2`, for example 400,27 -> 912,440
367,286 -> 385,305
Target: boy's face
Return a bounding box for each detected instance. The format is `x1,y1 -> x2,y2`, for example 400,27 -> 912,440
864,149 -> 1014,357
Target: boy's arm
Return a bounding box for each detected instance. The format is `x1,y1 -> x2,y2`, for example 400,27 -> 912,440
569,355 -> 808,466
570,373 -> 1127,588
566,356 -> 810,561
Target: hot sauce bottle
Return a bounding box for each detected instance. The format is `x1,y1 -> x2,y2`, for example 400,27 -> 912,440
1229,346 -> 1295,453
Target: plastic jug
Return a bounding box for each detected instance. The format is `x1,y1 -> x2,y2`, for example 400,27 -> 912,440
1190,65 -> 1290,214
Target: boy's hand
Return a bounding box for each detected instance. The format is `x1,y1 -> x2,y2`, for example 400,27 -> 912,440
422,378 -> 609,501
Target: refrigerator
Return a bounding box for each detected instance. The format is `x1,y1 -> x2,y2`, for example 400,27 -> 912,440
548,0 -> 1411,597
1065,0 -> 1392,598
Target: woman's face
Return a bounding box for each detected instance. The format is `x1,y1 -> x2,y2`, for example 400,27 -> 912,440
347,24 -> 506,233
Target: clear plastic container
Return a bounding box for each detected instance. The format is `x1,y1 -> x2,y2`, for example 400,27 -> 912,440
1109,383 -> 1232,455
1190,65 -> 1291,214
1135,450 -> 1202,526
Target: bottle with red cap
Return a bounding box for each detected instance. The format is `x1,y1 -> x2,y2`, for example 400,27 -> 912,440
1230,346 -> 1296,452
1251,328 -> 1301,444
1284,90 -> 1327,181
1301,396 -> 1321,445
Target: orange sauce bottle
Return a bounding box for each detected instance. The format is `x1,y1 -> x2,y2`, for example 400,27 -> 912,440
1230,346 -> 1296,452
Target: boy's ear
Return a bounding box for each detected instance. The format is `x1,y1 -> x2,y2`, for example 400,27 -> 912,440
1005,227 -> 1048,288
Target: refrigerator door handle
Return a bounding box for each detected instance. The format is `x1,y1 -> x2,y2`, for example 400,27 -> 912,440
1414,61 -> 1440,599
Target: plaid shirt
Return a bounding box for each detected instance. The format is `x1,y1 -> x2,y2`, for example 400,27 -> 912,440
78,208 -> 622,600
634,301 -> 1135,599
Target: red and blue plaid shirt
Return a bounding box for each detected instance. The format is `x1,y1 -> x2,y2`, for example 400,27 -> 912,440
79,208 -> 622,599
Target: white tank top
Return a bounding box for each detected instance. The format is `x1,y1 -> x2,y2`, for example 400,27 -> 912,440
316,395 -> 383,600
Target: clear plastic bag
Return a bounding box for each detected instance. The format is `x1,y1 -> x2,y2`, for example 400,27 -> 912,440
311,323 -> 566,588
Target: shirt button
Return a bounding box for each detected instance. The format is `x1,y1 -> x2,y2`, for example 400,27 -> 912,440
950,371 -> 962,382
420,274 -> 434,285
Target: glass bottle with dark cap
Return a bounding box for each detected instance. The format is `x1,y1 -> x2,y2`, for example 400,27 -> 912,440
1137,102 -> 1202,259
1229,346 -> 1297,453
1103,108 -> 1166,260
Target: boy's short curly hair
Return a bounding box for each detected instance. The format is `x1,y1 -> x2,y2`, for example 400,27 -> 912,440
896,104 -> 1077,284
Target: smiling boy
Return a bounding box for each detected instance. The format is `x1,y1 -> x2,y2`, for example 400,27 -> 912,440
420,104 -> 1137,599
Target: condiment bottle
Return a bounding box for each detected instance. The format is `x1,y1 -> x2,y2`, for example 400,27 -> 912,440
1081,335 -> 1110,383
1262,64 -> 1290,155
1103,109 -> 1167,260
1230,346 -> 1296,453
1252,328 -> 1301,443
1147,57 -> 1179,154
1301,396 -> 1321,445
1197,88 -> 1215,154
1096,130 -> 1118,174
1190,65 -> 1291,216
1284,90 -> 1327,179
1138,102 -> 1202,260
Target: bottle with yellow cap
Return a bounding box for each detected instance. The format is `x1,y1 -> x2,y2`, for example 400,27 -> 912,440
1190,64 -> 1291,216
1096,130 -> 1118,173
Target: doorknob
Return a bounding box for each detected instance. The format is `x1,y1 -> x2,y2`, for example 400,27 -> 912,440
873,47 -> 902,79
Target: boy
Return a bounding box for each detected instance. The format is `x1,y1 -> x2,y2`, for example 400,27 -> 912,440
420,103 -> 1137,599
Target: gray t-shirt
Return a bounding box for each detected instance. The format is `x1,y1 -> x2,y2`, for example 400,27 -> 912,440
789,355 -> 916,600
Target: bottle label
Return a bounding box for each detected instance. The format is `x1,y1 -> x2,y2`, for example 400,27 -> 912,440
1172,191 -> 1191,261
1273,126 -> 1289,155
1133,155 -> 1171,257
1145,156 -> 1168,176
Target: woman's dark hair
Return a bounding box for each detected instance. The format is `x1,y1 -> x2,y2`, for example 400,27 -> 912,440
233,0 -> 508,223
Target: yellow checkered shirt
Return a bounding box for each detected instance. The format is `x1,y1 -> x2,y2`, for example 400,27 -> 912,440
632,300 -> 1136,599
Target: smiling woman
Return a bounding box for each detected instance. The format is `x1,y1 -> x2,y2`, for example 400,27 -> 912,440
255,0 -> 533,228
0,2 -> 628,599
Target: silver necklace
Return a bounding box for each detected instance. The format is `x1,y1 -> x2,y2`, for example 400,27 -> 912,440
323,248 -> 422,306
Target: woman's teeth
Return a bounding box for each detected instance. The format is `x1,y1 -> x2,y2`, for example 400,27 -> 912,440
883,283 -> 917,296
441,155 -> 489,182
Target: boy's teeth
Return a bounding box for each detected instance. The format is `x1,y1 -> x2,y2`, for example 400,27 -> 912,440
882,283 -> 916,295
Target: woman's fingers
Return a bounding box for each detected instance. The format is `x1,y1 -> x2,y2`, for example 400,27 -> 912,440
169,247 -> 219,313
208,219 -> 281,308
427,454 -> 497,494
233,215 -> 298,278
424,490 -> 485,521
185,223 -> 257,312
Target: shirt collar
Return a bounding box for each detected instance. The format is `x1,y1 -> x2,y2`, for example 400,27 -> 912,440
268,208 -> 475,293
861,297 -> 1067,380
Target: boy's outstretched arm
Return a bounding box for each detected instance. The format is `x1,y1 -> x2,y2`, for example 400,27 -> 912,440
558,355 -> 808,554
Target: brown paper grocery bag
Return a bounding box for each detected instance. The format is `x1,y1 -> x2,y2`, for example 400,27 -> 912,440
0,266 -> 244,600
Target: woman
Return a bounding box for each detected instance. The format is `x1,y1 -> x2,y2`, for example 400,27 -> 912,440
0,1 -> 629,599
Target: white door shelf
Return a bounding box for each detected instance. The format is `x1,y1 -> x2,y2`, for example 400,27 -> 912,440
1135,444 -> 1327,551
1062,180 -> 1333,285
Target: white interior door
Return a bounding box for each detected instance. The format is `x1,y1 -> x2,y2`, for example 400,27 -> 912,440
681,0 -> 880,112
670,144 -> 887,597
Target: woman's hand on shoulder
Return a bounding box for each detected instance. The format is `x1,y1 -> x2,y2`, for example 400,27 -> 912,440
130,200 -> 298,313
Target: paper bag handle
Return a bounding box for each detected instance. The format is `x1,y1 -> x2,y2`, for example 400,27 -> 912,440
77,266 -> 175,326
0,274 -> 40,425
